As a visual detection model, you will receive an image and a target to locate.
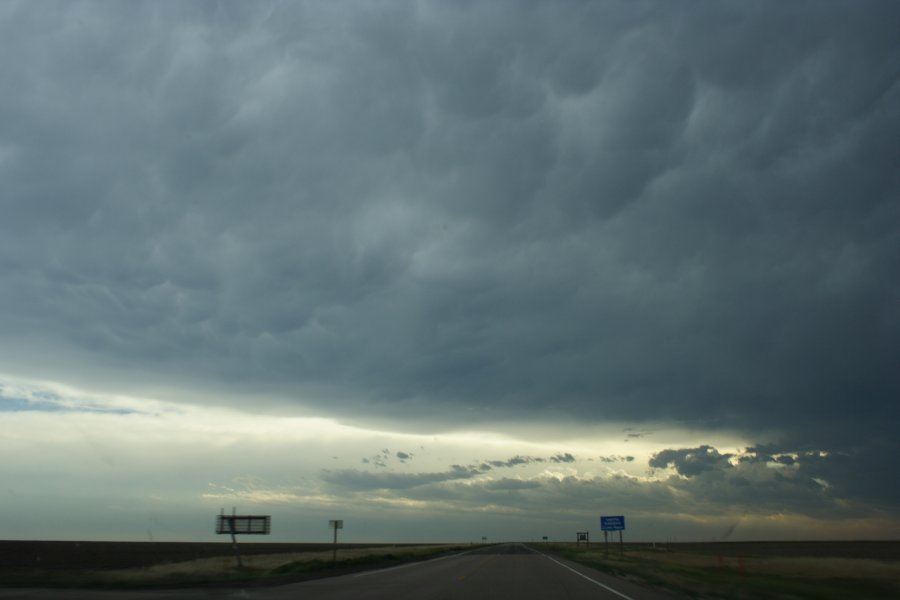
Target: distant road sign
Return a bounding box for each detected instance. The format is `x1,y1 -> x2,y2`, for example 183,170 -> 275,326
600,516 -> 625,531
216,515 -> 271,535
329,519 -> 344,529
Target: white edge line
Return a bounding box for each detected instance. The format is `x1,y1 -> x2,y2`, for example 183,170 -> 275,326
531,547 -> 635,600
353,547 -> 480,578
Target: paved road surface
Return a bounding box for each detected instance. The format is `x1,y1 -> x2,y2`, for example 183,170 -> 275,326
0,543 -> 682,600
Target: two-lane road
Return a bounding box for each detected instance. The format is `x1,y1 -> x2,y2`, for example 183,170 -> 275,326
0,544 -> 682,600
276,543 -> 679,600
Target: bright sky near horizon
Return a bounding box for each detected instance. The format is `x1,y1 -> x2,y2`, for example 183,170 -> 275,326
1,1 -> 898,543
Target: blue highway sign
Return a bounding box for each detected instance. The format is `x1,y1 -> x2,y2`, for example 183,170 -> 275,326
600,515 -> 625,531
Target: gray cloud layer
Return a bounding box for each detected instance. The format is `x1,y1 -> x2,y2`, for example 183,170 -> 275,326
1,2 -> 898,510
322,443 -> 885,530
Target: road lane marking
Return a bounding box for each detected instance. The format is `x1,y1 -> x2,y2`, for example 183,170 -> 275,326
533,550 -> 636,600
353,547 -> 480,578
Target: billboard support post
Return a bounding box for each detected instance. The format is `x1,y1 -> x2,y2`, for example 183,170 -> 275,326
230,508 -> 242,568
600,515 -> 626,560
329,520 -> 344,565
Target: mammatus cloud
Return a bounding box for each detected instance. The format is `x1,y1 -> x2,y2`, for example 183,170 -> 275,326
0,1 -> 895,440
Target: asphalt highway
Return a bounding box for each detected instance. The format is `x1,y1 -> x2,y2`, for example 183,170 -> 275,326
0,543 -> 682,600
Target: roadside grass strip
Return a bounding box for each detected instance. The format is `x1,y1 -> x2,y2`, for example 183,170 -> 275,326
528,547 -> 635,600
534,543 -> 900,600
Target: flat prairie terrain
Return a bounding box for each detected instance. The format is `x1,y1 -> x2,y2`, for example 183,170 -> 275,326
0,540 -> 462,588
0,540 -> 419,570
543,541 -> 900,600
3,539 -> 899,598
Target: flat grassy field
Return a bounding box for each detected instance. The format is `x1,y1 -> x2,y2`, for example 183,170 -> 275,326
539,541 -> 900,600
0,540 -> 469,588
4,539 -> 897,596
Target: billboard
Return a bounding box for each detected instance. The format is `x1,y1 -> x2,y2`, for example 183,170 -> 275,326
216,515 -> 271,535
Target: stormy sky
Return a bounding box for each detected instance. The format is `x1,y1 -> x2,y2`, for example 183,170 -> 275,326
1,1 -> 898,543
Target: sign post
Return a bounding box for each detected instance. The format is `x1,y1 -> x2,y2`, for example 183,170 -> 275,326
215,508 -> 271,568
600,516 -> 625,559
329,519 -> 344,564
576,531 -> 589,546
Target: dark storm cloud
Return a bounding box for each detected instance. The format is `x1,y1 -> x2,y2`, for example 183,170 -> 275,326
742,442 -> 900,511
337,451 -> 580,491
0,1 -> 898,512
479,453 -> 582,469
649,445 -> 732,477
330,445 -> 882,523
596,455 -> 635,464
487,456 -> 544,468
326,459 -> 870,529
362,449 -> 393,468
650,443 -> 900,515
550,453 -> 576,463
